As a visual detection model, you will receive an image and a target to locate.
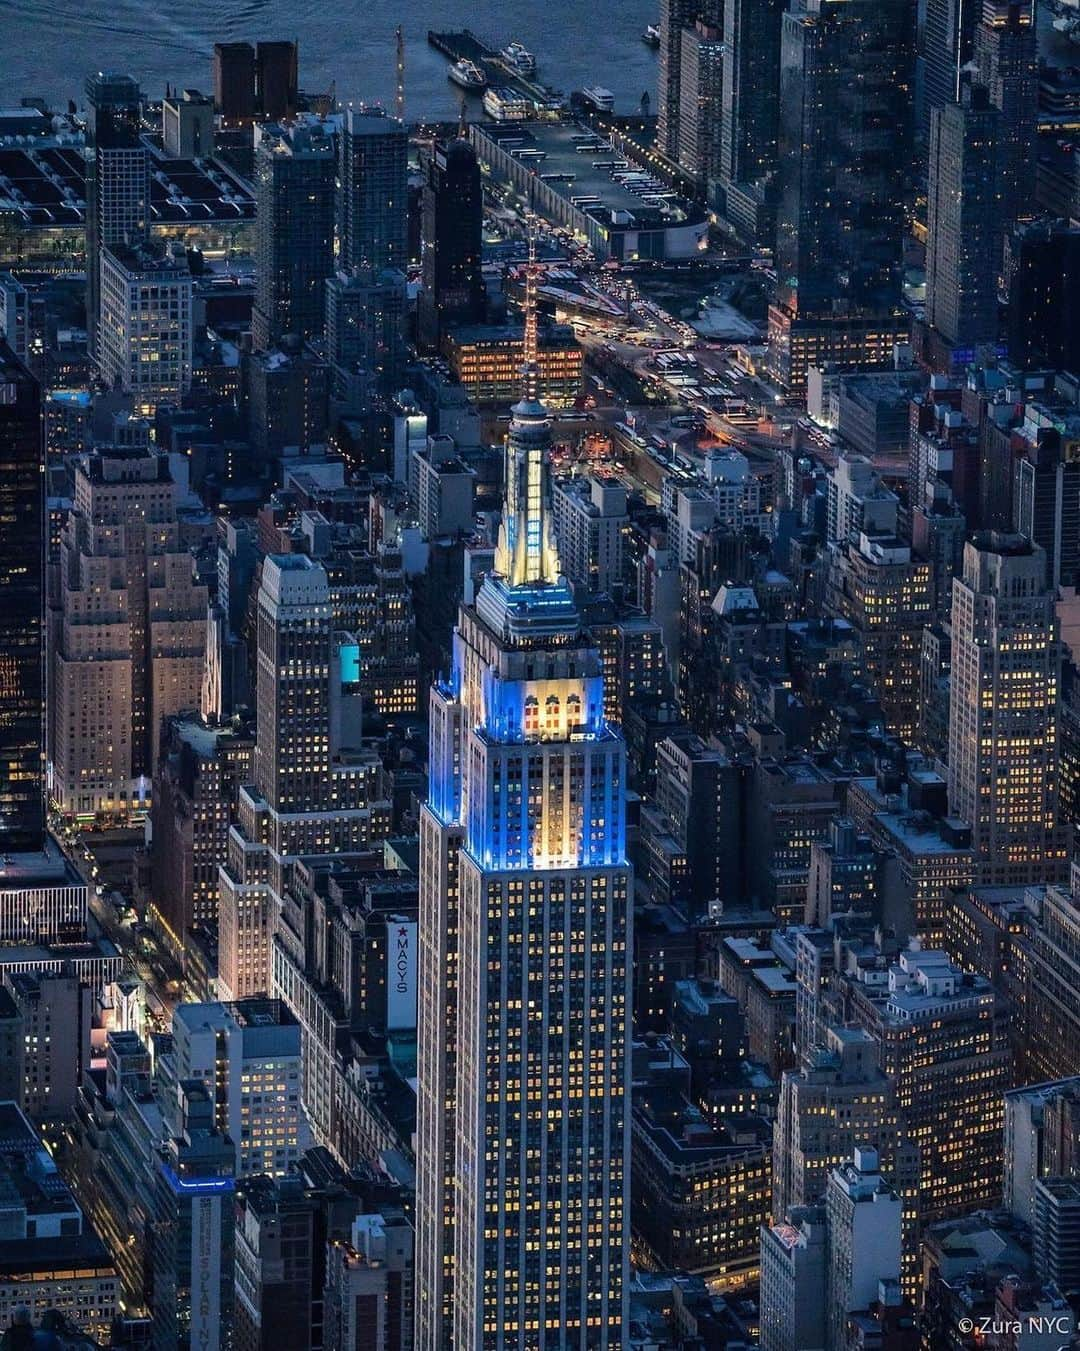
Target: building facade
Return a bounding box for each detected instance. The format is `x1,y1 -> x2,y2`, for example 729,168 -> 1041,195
925,84 -> 1001,351
947,534 -> 1067,886
0,342 -> 44,850
415,259 -> 632,1349
85,73 -> 148,361
339,108 -> 409,279
252,119 -> 336,350
769,0 -> 912,390
417,137 -> 486,352
50,447 -> 208,821
98,241 -> 194,411
220,554 -> 390,1001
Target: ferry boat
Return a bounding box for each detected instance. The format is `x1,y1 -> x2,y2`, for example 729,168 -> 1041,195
448,59 -> 487,91
483,86 -> 535,122
580,86 -> 615,113
642,24 -> 661,47
501,41 -> 537,76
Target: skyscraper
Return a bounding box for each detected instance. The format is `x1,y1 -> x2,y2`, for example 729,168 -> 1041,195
925,83 -> 1001,351
773,1027 -> 916,1227
1004,1078 -> 1080,1229
717,0 -> 785,242
677,20 -> 725,183
415,248 -> 632,1348
759,1204 -> 828,1351
1005,222 -> 1080,373
220,553 -> 390,1002
339,109 -> 409,279
98,241 -> 194,411
212,42 -> 256,125
417,137 -> 486,352
825,533 -> 933,745
169,999 -> 308,1179
829,941 -> 1013,1224
1014,429 -> 1080,593
152,1080 -> 235,1351
84,73 -> 148,363
0,342 -> 43,851
252,119 -> 336,352
255,41 -> 299,121
769,0 -> 913,391
325,268 -> 408,410
947,533 -> 1068,886
657,0 -> 700,161
50,447 -> 208,821
919,0 -> 980,143
974,0 -> 1036,231
657,0 -> 723,163
0,276 -> 29,366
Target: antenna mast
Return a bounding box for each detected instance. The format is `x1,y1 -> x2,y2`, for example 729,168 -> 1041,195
395,26 -> 405,122
522,218 -> 539,403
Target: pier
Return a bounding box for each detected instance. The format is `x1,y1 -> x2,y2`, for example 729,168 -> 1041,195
427,29 -> 562,107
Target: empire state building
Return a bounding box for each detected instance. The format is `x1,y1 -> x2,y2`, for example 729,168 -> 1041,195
415,251 -> 631,1349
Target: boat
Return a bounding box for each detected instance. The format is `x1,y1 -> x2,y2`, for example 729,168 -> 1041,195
448,59 -> 487,91
642,24 -> 661,47
501,41 -> 537,76
581,86 -> 615,113
484,86 -> 535,121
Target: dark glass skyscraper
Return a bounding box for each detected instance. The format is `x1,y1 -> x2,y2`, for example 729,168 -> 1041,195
769,0 -> 913,390
925,82 -> 1001,350
775,0 -> 912,316
716,0 -> 785,242
255,40 -> 298,121
1005,222 -> 1080,373
919,0 -> 979,144
339,108 -> 409,279
417,137 -> 486,352
251,119 -> 336,351
0,342 -> 43,851
719,0 -> 784,190
974,0 -> 1037,231
212,42 -> 257,125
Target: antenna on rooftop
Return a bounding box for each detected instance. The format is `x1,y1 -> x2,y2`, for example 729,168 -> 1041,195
395,26 -> 405,122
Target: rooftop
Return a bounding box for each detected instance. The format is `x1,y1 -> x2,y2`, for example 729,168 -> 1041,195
103,238 -> 190,275
444,321 -> 579,350
474,119 -> 707,233
0,141 -> 254,231
633,1087 -> 771,1166
876,811 -> 973,855
0,1103 -> 82,1223
0,840 -> 82,891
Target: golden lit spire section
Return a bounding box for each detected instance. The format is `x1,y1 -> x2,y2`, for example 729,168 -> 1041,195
493,217 -> 564,589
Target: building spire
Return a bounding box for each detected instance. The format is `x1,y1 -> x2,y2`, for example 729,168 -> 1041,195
485,215 -> 567,604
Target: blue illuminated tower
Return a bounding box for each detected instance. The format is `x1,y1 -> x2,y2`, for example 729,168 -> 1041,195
415,238 -> 632,1349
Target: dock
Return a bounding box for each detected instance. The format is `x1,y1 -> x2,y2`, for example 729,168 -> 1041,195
427,29 -> 563,107
427,30 -> 494,64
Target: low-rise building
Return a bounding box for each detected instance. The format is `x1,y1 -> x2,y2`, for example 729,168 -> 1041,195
0,1101 -> 118,1342
632,1085 -> 771,1287
442,323 -> 582,408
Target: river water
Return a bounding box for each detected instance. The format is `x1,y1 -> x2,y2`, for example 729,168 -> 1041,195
1,0 -> 658,118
